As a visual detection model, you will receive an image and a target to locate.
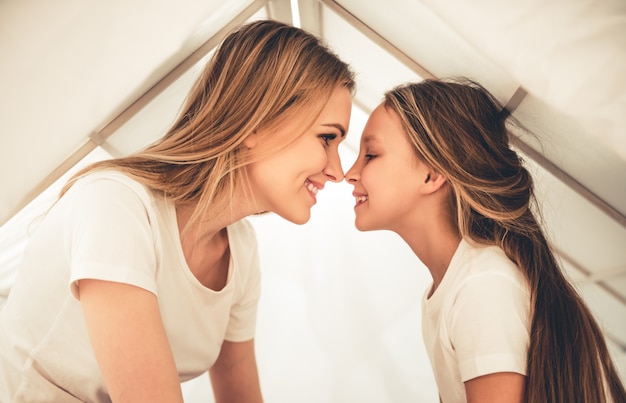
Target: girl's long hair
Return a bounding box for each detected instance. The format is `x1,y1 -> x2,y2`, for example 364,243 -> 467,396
385,78 -> 626,402
61,20 -> 355,227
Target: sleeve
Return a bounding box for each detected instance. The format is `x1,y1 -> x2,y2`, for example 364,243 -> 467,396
63,175 -> 158,299
449,271 -> 531,382
224,220 -> 262,342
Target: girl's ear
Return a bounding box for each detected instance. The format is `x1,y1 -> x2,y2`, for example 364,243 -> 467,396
421,169 -> 447,195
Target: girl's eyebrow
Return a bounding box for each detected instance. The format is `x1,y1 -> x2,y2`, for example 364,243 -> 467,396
322,123 -> 346,137
362,134 -> 380,146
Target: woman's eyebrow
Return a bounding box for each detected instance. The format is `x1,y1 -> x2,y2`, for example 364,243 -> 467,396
322,123 -> 346,137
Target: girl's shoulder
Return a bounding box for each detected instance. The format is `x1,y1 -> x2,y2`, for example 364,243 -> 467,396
462,240 -> 519,275
453,239 -> 529,295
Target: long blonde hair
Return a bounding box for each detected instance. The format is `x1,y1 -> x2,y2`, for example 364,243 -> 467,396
61,20 -> 355,227
385,78 -> 626,403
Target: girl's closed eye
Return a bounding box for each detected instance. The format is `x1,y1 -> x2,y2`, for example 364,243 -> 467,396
319,133 -> 337,146
362,148 -> 376,160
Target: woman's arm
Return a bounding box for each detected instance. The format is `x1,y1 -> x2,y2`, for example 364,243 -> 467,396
209,339 -> 263,403
464,372 -> 525,403
79,279 -> 184,403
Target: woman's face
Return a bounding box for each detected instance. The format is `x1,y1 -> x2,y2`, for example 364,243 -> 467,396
245,85 -> 352,224
345,103 -> 428,232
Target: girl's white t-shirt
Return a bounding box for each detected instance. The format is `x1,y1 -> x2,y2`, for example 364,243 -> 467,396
422,238 -> 531,403
0,171 -> 261,402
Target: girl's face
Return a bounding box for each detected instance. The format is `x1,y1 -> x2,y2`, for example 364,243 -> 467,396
345,103 -> 428,232
245,86 -> 352,224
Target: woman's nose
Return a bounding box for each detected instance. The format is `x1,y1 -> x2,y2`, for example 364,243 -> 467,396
323,151 -> 344,182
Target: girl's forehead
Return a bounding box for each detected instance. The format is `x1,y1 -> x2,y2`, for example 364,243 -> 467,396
360,109 -> 405,146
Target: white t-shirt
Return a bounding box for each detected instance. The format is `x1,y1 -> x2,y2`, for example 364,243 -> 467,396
422,238 -> 531,403
0,171 -> 261,402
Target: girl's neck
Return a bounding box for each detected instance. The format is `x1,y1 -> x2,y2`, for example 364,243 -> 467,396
397,219 -> 461,294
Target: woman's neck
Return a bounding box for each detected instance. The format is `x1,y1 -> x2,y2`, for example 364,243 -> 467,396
175,183 -> 264,244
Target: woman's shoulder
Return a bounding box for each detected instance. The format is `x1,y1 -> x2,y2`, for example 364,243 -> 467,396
71,169 -> 147,193
66,170 -> 155,207
56,170 -> 166,227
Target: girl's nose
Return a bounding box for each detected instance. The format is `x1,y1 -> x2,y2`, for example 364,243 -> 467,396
345,163 -> 359,183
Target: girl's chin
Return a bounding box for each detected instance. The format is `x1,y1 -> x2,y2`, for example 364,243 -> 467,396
355,215 -> 388,232
354,219 -> 374,232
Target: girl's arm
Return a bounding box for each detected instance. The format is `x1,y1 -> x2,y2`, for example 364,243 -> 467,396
209,339 -> 263,403
79,279 -> 184,403
464,372 -> 525,403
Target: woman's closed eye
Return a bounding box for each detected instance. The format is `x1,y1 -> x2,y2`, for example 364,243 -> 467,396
319,133 -> 337,146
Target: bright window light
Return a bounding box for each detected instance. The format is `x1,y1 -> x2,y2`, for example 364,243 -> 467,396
290,0 -> 301,27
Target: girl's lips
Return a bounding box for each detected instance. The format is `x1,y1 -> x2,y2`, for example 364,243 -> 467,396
353,192 -> 368,206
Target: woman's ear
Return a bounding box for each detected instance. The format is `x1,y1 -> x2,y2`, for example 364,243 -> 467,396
243,131 -> 259,149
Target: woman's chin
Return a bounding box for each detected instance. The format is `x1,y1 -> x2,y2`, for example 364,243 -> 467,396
282,211 -> 311,226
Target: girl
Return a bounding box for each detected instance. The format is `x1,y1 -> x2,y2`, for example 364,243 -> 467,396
345,78 -> 625,403
0,20 -> 354,402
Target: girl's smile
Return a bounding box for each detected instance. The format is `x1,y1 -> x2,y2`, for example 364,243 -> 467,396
352,191 -> 368,207
345,104 -> 425,232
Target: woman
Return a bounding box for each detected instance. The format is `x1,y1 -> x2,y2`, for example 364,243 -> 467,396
345,78 -> 625,403
0,20 -> 354,402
